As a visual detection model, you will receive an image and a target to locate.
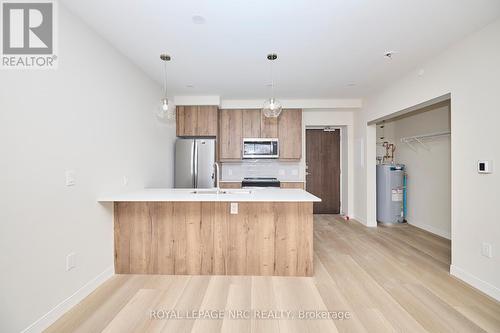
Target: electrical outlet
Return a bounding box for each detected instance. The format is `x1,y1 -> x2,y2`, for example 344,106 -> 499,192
123,176 -> 129,186
481,243 -> 493,258
292,169 -> 299,176
228,169 -> 233,176
230,202 -> 238,215
278,169 -> 285,176
65,170 -> 76,186
66,252 -> 76,271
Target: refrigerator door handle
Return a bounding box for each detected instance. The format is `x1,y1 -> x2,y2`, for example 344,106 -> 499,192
193,141 -> 198,188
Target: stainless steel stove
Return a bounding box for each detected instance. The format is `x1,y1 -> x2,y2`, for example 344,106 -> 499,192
241,177 -> 280,188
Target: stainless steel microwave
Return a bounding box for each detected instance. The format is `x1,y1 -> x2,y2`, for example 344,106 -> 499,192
243,138 -> 279,159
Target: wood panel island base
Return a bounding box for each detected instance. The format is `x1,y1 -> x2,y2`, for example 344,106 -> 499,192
114,201 -> 313,276
99,188 -> 321,277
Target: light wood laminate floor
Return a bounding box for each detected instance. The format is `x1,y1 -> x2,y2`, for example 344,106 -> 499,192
46,216 -> 500,332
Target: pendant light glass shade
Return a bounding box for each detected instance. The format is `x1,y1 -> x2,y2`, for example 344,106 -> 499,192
262,53 -> 282,118
157,54 -> 175,121
157,97 -> 174,120
262,97 -> 282,118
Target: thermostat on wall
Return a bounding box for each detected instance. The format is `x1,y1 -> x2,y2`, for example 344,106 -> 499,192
478,160 -> 493,174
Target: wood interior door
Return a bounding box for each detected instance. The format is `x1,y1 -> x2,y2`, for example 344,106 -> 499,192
306,129 -> 340,214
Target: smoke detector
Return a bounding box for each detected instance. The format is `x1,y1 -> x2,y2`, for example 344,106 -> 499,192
384,51 -> 397,59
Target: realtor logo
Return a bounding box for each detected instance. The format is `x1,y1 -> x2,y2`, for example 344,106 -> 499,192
1,0 -> 57,69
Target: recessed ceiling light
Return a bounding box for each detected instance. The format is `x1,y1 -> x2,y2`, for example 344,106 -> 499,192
346,83 -> 357,87
186,84 -> 194,88
192,15 -> 206,24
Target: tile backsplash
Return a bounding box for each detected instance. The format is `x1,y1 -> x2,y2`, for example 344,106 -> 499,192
221,161 -> 303,181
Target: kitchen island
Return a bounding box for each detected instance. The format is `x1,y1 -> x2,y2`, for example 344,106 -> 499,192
99,188 -> 320,277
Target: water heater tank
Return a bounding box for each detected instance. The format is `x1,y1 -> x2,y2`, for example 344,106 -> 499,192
376,164 -> 406,224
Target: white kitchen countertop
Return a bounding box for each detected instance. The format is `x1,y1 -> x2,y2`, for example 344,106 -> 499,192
219,180 -> 305,183
98,188 -> 321,202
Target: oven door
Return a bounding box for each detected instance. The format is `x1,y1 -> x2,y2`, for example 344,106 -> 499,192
243,139 -> 279,159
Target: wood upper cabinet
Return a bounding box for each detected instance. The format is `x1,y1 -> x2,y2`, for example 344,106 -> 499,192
260,112 -> 279,138
219,109 -> 243,160
278,109 -> 302,160
242,109 -> 261,138
218,108 -> 302,161
176,106 -> 218,137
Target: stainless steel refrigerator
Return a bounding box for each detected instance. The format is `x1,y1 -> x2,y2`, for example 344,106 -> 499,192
174,138 -> 216,188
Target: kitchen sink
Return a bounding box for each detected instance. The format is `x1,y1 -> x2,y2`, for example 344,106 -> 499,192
191,190 -> 221,194
191,189 -> 253,195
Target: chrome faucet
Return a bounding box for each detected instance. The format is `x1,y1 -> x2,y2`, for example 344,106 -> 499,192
213,162 -> 221,193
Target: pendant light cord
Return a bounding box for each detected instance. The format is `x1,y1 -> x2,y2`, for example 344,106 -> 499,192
270,59 -> 274,99
162,60 -> 168,98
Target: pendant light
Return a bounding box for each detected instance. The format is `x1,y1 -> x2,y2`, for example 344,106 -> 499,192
157,53 -> 175,120
262,53 -> 282,118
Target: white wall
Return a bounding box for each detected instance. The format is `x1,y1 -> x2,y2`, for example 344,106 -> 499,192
377,104 -> 451,238
302,109 -> 355,217
354,18 -> 500,300
0,6 -> 176,332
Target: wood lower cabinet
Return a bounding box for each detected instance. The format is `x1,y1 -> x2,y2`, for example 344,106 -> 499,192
114,201 -> 313,276
219,182 -> 242,189
176,106 -> 217,137
278,109 -> 302,160
280,182 -> 305,189
219,109 -> 243,160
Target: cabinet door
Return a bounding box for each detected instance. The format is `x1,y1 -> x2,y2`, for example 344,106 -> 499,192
176,106 -> 198,136
260,111 -> 279,138
196,106 -> 218,136
219,109 -> 243,160
220,182 -> 242,189
278,109 -> 302,160
242,109 -> 261,138
280,182 -> 304,189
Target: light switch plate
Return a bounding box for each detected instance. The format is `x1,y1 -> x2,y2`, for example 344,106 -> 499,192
481,242 -> 493,258
65,170 -> 76,186
230,202 -> 238,215
66,252 -> 76,271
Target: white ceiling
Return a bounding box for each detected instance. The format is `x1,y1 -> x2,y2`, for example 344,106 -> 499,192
61,0 -> 500,99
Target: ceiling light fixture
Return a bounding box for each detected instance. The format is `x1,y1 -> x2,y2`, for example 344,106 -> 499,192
192,15 -> 206,24
262,53 -> 282,118
157,53 -> 175,121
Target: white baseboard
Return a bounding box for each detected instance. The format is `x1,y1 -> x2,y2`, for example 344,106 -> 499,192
21,266 -> 114,333
450,265 -> 500,302
350,215 -> 369,227
408,221 -> 451,239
